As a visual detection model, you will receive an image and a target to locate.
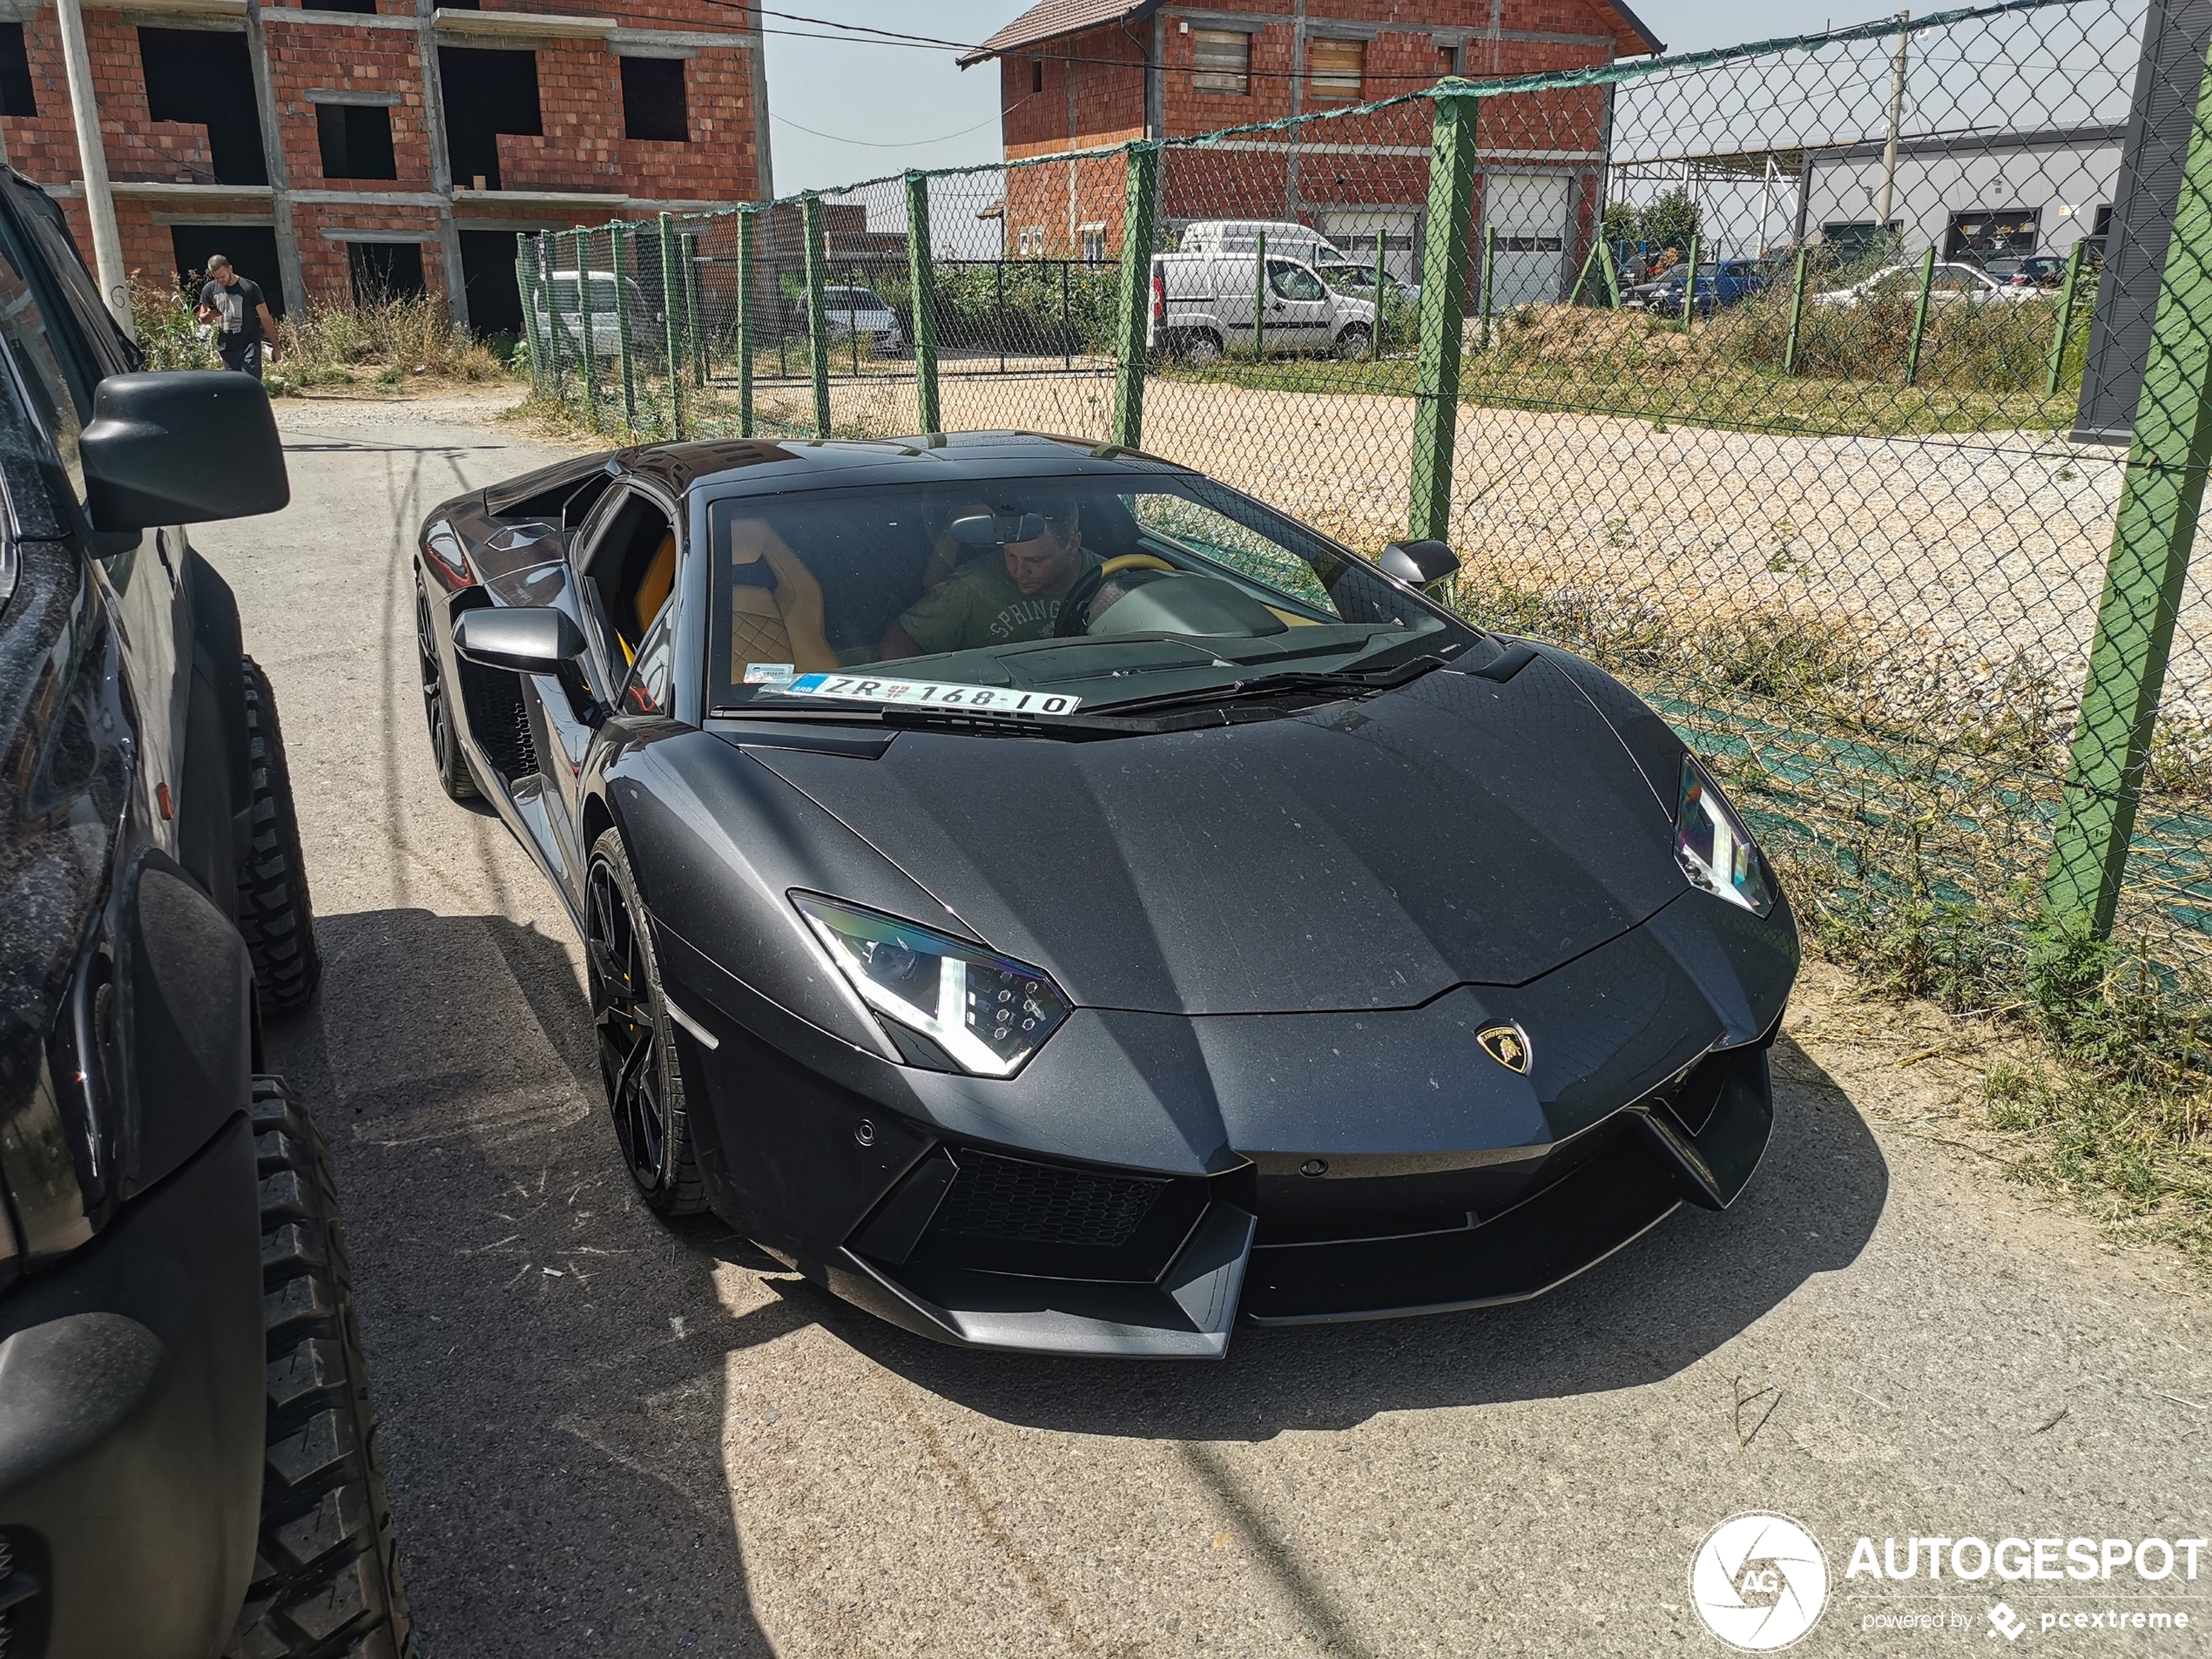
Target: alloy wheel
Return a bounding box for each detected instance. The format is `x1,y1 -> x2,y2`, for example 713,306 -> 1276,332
586,856 -> 668,1190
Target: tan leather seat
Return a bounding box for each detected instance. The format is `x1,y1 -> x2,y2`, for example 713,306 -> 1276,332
632,531 -> 677,637
725,516 -> 839,673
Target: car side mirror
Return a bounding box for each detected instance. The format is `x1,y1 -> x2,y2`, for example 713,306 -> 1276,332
1378,538 -> 1460,589
453,606 -> 604,725
81,371 -> 290,530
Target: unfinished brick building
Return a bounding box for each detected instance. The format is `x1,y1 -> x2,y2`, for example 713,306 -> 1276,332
0,0 -> 771,333
961,0 -> 1662,305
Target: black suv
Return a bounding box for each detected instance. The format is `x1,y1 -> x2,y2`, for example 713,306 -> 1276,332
0,174 -> 409,1655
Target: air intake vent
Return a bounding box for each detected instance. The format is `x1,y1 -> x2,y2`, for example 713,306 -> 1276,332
0,1528 -> 50,1658
934,1150 -> 1165,1250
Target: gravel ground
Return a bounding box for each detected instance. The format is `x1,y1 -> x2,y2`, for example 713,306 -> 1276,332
206,391 -> 2212,1659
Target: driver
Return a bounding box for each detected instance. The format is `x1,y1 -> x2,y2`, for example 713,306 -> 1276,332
880,497 -> 1100,658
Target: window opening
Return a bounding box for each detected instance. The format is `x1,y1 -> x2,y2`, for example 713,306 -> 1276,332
438,46 -> 541,192
621,55 -> 687,143
316,102 -> 398,180
1192,29 -> 1249,95
138,27 -> 268,185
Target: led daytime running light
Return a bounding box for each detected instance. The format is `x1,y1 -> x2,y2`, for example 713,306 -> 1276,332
1674,757 -> 1776,916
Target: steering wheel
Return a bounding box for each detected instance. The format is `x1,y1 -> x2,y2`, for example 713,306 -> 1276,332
1052,554 -> 1176,637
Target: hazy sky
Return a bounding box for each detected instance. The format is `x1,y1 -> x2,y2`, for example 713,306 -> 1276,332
758,1 -> 1868,196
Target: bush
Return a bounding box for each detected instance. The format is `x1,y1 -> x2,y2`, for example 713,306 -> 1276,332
280,292 -> 508,383
132,277 -> 218,371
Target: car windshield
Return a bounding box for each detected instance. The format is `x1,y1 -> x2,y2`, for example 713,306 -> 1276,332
825,289 -> 886,309
705,475 -> 1477,717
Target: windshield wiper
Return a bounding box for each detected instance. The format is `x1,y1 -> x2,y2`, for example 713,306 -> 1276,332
710,701 -> 1140,739
1087,651 -> 1454,718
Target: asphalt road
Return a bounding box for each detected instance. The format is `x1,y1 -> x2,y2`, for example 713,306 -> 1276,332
204,394 -> 2210,1659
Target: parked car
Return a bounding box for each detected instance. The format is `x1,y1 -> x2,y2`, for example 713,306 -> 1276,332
0,168 -> 410,1656
1629,258 -> 1772,315
533,266 -> 659,355
1178,219 -> 1348,271
413,432 -> 1797,1358
819,285 -> 906,357
1149,251 -> 1379,360
1811,260 -> 2033,307
1316,259 -> 1417,305
2002,254 -> 2069,288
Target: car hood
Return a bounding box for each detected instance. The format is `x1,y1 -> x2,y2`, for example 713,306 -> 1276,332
744,660 -> 1690,1016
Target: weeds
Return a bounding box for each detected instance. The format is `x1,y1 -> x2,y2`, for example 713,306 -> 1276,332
280,292 -> 508,385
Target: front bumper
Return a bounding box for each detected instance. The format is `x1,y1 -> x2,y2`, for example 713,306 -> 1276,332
819,1036 -> 1770,1357
0,1114 -> 264,1658
661,887 -> 1797,1359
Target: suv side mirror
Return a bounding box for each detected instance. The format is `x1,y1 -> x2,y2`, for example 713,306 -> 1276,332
453,606 -> 603,725
1378,538 -> 1459,589
81,371 -> 289,530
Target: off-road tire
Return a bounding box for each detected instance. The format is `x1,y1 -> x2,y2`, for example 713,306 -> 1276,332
237,658 -> 322,1013
227,1079 -> 413,1659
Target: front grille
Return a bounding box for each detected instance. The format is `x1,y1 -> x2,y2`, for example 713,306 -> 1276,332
934,1150 -> 1165,1250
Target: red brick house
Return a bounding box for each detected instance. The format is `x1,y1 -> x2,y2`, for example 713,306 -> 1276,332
961,0 -> 1661,303
0,0 -> 772,333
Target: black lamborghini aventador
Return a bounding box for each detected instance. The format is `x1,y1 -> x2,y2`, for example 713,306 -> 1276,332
415,432 -> 1798,1358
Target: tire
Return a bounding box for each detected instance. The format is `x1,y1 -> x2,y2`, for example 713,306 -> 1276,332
415,576 -> 475,801
1336,324 -> 1373,360
238,657 -> 322,1015
584,829 -> 708,1216
227,1078 -> 413,1659
1183,330 -> 1224,365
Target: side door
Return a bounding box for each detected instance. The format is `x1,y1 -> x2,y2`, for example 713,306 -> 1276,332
565,482 -> 684,840
1263,260 -> 1333,352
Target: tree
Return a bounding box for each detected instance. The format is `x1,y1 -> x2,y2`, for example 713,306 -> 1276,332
1637,188 -> 1702,259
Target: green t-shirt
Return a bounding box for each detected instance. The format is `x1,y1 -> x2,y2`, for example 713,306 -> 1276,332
897,553 -> 1101,655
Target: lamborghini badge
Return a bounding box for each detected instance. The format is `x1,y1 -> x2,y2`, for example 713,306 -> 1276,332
1478,1023 -> 1531,1074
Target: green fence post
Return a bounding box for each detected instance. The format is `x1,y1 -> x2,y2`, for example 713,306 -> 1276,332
1478,224 -> 1494,351
1408,87 -> 1480,543
515,251 -> 541,394
736,207 -> 756,438
1110,142 -> 1158,449
1782,243 -> 1811,376
2044,239 -> 2087,399
1679,233 -> 1700,327
1374,226 -> 1387,354
906,170 -> 941,434
610,225 -> 638,435
1599,239 -> 1622,308
802,193 -> 831,439
1252,228 -> 1266,360
2043,41 -> 2212,938
1904,244 -> 1937,388
1567,238 -> 1600,307
574,228 -> 601,432
683,232 -> 706,388
538,238 -> 566,402
657,212 -> 685,438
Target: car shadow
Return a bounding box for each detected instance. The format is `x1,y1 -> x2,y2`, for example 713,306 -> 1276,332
749,1028 -> 1892,1441
265,907 -> 792,1659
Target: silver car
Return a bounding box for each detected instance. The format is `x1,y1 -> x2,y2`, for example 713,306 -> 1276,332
820,285 -> 906,356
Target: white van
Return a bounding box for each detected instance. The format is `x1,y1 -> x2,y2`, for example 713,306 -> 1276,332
1147,249 -> 1378,361
1179,219 -> 1348,270
530,268 -> 655,355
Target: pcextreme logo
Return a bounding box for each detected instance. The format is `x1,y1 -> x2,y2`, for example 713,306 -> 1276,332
1690,1512 -> 1831,1651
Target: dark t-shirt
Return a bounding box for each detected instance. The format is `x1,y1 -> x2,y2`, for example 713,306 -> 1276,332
896,552 -> 1101,654
200,276 -> 265,343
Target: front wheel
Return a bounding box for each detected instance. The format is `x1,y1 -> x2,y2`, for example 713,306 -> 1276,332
415,576 -> 474,801
1336,324 -> 1373,360
584,830 -> 707,1215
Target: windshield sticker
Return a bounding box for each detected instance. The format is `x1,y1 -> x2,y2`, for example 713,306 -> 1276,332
783,673 -> 1083,713
743,662 -> 797,685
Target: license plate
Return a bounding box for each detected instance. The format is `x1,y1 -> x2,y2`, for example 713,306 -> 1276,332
783,673 -> 1083,713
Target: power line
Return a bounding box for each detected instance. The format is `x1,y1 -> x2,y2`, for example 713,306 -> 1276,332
772,100 -> 1028,149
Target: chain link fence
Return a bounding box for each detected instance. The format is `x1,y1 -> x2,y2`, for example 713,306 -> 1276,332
519,0 -> 2212,1079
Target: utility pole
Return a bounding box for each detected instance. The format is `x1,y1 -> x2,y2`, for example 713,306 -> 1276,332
1875,11 -> 1910,251
54,0 -> 129,330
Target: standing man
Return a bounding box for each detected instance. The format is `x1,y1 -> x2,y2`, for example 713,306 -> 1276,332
196,255 -> 280,378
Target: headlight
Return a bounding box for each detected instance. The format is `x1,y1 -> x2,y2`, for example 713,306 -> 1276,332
792,894 -> 1071,1076
1674,757 -> 1776,916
